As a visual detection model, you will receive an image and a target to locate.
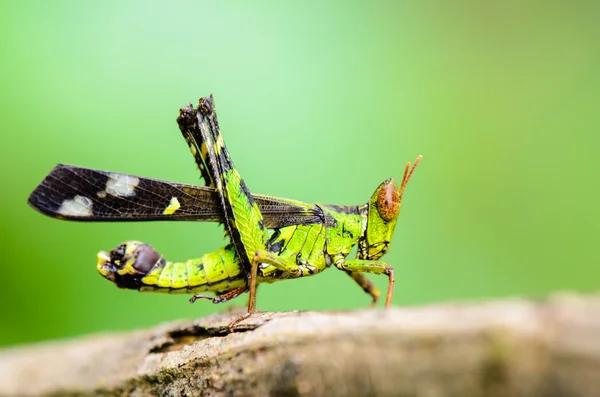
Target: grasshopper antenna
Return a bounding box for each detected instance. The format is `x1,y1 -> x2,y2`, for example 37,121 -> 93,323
398,155 -> 422,198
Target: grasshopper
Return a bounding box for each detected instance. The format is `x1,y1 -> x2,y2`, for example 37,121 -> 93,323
28,95 -> 421,328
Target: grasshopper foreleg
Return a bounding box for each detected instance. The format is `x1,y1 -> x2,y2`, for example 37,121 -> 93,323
344,271 -> 381,307
336,260 -> 395,308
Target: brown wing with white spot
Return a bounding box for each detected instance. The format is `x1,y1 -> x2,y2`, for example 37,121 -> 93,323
28,164 -> 322,227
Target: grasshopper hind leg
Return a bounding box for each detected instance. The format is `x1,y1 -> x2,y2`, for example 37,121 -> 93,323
227,252 -> 262,330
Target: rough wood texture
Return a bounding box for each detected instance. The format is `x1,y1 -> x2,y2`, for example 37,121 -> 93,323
1,293 -> 599,397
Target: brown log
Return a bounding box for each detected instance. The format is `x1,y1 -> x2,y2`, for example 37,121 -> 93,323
1,293 -> 599,397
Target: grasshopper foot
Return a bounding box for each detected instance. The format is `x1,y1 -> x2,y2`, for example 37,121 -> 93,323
227,312 -> 252,333
368,296 -> 379,309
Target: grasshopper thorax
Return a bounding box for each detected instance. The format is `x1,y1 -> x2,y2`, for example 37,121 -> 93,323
97,241 -> 162,290
359,156 -> 422,260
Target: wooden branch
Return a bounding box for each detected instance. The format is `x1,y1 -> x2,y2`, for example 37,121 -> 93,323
1,293 -> 599,397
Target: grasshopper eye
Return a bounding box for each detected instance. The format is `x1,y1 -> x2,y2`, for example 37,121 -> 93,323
377,184 -> 400,222
376,154 -> 423,222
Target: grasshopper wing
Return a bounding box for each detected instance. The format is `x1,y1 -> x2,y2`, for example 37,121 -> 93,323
28,164 -> 321,227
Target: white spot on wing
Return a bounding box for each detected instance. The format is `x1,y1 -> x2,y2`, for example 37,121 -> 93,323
58,195 -> 93,217
105,173 -> 139,197
163,197 -> 181,215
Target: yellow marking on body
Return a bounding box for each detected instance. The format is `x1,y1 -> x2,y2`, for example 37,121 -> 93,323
222,249 -> 244,279
200,142 -> 208,158
117,258 -> 137,276
171,262 -> 188,289
224,170 -> 268,260
157,262 -> 174,287
96,251 -> 111,276
205,254 -> 227,284
162,197 -> 181,215
125,242 -> 140,257
186,258 -> 208,287
307,224 -> 327,264
141,263 -> 164,285
214,133 -> 224,155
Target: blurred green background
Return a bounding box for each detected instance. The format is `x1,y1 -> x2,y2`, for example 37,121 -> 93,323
1,1 -> 598,347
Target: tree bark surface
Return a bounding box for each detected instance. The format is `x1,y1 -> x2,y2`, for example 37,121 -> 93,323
1,293 -> 599,397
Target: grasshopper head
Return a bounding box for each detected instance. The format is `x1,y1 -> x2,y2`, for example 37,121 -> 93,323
97,241 -> 162,290
360,156 -> 422,260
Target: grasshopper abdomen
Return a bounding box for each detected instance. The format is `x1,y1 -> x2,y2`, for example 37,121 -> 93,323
97,242 -> 246,294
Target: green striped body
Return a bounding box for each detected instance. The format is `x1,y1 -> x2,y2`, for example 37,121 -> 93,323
139,245 -> 246,294
98,202 -> 365,295
97,242 -> 243,295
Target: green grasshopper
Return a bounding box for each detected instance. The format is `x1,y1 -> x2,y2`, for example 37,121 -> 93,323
28,95 -> 421,328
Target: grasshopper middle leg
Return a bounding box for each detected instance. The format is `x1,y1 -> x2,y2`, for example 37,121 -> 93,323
190,286 -> 248,304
